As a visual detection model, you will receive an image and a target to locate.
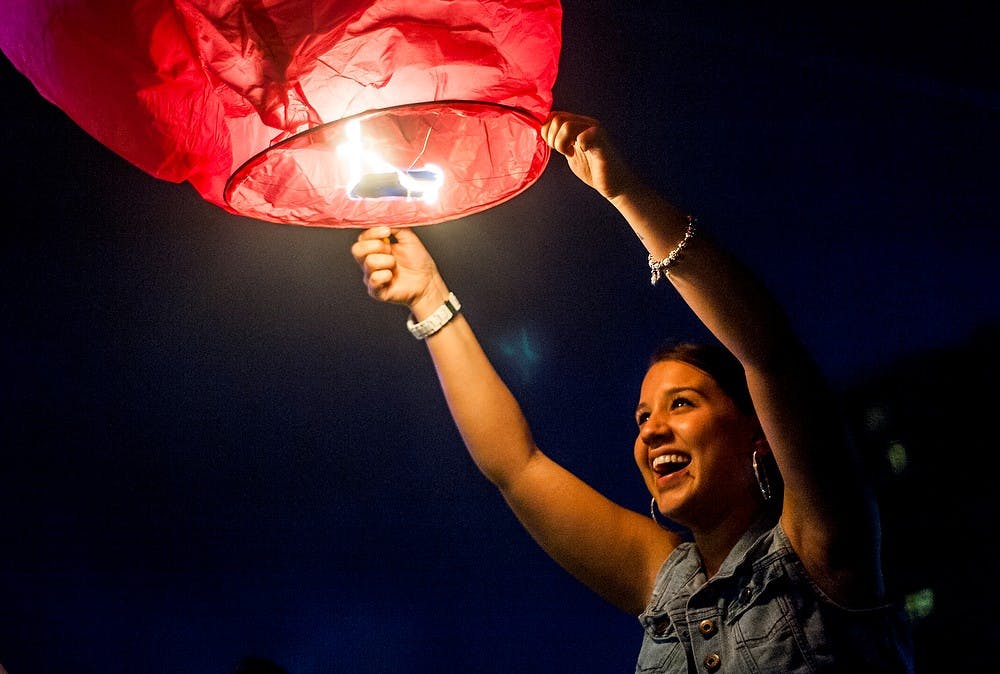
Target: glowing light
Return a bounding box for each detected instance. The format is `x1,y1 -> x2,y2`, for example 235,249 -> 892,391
904,588 -> 935,620
498,326 -> 543,383
337,119 -> 444,204
886,440 -> 909,474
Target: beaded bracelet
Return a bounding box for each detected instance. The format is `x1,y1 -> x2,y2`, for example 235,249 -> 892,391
648,215 -> 697,285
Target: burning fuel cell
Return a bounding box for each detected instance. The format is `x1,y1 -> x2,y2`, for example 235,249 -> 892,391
339,119 -> 444,204
349,167 -> 444,201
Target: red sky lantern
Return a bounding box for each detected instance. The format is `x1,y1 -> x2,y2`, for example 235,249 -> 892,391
0,1 -> 562,228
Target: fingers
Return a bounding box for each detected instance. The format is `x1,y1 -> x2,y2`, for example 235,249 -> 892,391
350,237 -> 388,267
390,227 -> 419,246
575,125 -> 604,152
351,225 -> 394,263
358,252 -> 396,296
542,111 -> 602,155
352,227 -> 397,297
355,225 -> 399,258
351,226 -> 434,304
363,258 -> 396,299
368,267 -> 394,290
358,225 -> 393,241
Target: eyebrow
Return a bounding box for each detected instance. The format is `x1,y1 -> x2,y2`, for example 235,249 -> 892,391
635,386 -> 701,415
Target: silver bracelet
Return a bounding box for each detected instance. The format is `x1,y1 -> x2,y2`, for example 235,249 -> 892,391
648,215 -> 697,285
406,292 -> 461,339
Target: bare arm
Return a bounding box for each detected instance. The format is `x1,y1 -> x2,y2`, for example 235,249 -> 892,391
352,227 -> 679,614
544,113 -> 884,605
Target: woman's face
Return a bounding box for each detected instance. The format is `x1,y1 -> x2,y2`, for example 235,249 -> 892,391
633,359 -> 760,530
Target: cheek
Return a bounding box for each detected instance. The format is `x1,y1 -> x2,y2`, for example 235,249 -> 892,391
686,410 -> 742,448
701,421 -> 753,472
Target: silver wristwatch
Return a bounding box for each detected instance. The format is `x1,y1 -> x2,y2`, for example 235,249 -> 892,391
406,292 -> 461,340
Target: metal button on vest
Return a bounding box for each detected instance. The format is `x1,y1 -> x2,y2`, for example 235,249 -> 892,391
698,619 -> 717,637
703,653 -> 721,671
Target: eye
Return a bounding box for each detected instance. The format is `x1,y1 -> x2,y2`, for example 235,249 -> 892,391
636,410 -> 650,427
670,396 -> 693,410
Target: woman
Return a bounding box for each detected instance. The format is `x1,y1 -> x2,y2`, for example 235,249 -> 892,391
351,112 -> 913,672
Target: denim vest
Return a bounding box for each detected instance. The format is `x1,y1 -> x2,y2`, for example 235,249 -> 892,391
636,516 -> 913,673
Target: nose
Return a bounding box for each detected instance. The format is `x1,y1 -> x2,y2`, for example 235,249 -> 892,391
639,410 -> 672,446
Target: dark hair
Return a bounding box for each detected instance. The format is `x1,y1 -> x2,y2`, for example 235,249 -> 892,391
649,341 -> 754,416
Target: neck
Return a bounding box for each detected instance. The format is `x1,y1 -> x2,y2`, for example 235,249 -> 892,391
690,504 -> 769,578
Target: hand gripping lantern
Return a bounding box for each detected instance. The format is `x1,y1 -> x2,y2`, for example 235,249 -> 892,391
0,0 -> 562,228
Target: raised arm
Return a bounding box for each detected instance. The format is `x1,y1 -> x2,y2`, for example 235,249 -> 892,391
351,227 -> 679,614
543,112 -> 885,605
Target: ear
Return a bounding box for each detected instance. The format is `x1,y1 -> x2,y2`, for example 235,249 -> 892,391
749,422 -> 771,457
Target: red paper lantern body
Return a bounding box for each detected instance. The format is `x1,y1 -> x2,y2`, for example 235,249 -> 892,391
0,0 -> 562,227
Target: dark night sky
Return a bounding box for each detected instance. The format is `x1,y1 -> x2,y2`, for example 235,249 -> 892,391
2,3 -> 997,673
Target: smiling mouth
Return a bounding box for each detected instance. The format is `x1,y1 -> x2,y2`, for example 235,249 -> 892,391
652,453 -> 691,476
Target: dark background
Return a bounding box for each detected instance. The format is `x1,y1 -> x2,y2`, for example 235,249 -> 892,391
2,2 -> 997,672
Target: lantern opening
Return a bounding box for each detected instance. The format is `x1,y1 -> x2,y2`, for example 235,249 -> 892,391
224,100 -> 549,229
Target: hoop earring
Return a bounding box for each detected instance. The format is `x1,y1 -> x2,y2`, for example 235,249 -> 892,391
650,497 -> 671,530
752,450 -> 773,502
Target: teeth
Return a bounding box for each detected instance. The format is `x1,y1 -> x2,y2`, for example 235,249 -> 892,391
653,454 -> 687,468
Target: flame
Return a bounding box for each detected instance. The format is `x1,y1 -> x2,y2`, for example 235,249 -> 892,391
337,118 -> 444,204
